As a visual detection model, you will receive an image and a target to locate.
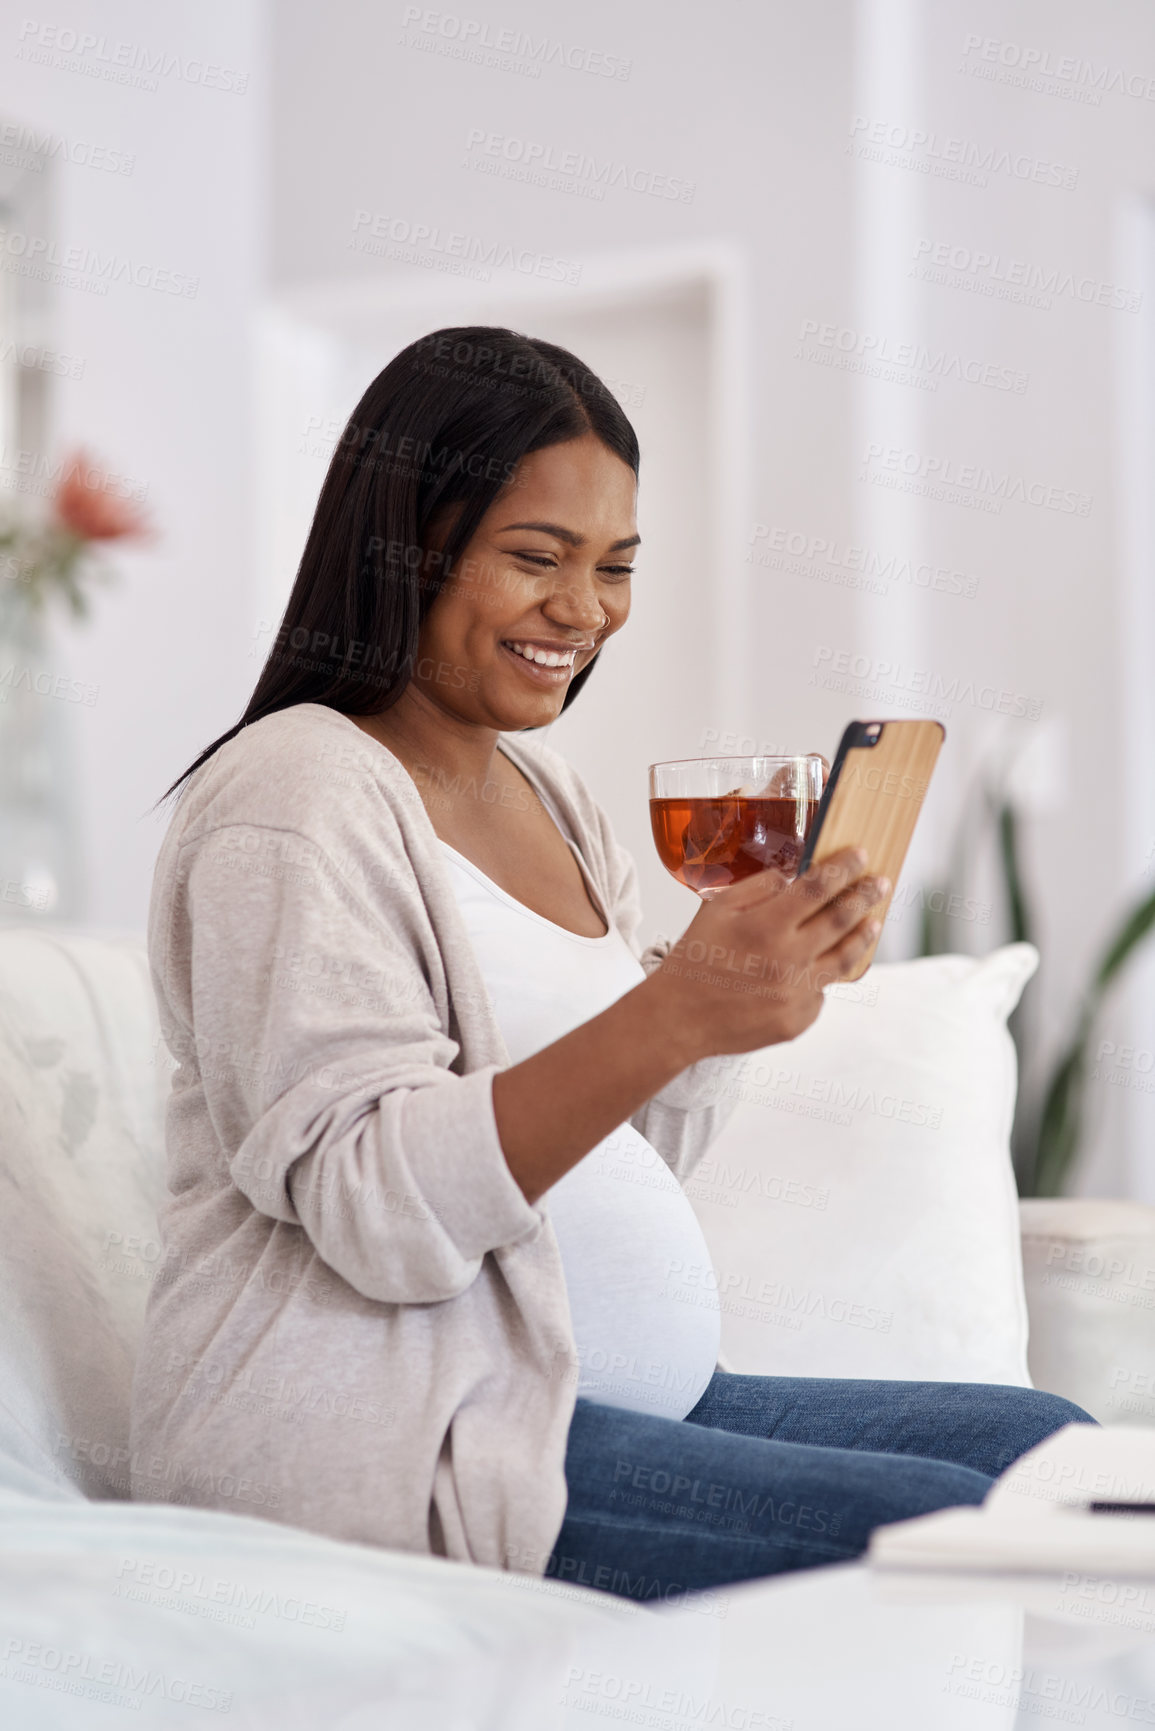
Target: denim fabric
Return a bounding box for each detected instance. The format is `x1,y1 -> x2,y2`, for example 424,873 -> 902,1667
546,1371 -> 1094,1602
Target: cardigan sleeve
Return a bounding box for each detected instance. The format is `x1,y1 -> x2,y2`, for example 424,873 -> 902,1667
170,823 -> 543,1304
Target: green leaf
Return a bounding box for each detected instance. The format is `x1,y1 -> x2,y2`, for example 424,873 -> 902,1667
1031,1033 -> 1089,1198
1094,886 -> 1155,993
996,802 -> 1031,946
1028,882 -> 1155,1195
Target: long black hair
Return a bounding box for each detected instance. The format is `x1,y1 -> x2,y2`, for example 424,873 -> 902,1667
158,325 -> 639,805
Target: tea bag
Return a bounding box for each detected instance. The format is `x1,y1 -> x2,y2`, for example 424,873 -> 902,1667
681,774 -> 808,892
680,788 -> 750,893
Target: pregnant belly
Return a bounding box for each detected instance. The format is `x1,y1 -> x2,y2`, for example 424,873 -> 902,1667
545,1123 -> 721,1421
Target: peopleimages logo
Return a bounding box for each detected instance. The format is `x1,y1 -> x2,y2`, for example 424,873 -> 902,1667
0,336 -> 85,378
463,129 -> 696,202
399,7 -> 632,79
796,319 -> 1028,395
960,34 -> 1155,103
0,119 -> 134,175
0,226 -> 198,298
911,238 -> 1142,314
848,116 -> 1078,189
1,1637 -> 233,1714
350,209 -> 581,285
748,522 -> 979,599
811,645 -> 1044,721
861,442 -> 1093,517
15,20 -> 249,92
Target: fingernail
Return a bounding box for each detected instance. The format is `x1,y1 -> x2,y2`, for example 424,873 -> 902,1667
874,877 -> 891,898
852,848 -> 869,867
866,920 -> 881,937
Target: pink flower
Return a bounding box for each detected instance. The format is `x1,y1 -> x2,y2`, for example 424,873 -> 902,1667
53,449 -> 153,543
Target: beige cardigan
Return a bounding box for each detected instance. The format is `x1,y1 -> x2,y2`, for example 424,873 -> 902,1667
129,702 -> 740,1573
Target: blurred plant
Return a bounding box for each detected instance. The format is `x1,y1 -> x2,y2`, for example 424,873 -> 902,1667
918,748 -> 1155,1197
1026,879 -> 1155,1197
0,447 -> 152,623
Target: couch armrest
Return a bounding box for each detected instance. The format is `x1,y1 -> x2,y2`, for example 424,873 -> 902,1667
1020,1197 -> 1155,1423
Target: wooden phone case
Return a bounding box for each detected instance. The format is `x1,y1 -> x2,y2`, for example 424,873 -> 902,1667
799,718 -> 946,981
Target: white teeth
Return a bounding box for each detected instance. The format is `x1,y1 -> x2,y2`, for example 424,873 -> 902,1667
505,641 -> 575,669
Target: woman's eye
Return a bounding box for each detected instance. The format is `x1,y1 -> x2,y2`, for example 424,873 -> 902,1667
511,553 -> 633,579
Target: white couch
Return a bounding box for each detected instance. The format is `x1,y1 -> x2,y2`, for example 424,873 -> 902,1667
0,922 -> 1151,1723
1,922 -> 1149,1502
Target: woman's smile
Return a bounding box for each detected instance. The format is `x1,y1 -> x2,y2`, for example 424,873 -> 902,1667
499,636 -> 593,681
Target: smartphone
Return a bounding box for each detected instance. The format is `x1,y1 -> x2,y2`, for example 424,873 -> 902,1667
796,718 -> 946,980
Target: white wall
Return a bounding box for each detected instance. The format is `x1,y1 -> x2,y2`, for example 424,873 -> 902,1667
0,0 -> 265,932
9,0 -> 1155,1194
864,0 -> 1155,1196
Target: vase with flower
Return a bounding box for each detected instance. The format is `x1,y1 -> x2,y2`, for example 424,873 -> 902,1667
0,450 -> 150,919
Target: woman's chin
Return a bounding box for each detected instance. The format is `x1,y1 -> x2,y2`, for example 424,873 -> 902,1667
489,675 -> 572,728
499,698 -> 568,732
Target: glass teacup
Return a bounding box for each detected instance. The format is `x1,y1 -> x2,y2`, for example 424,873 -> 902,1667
649,755 -> 827,898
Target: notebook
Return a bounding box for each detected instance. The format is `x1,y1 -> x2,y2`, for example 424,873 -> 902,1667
869,1424 -> 1155,1574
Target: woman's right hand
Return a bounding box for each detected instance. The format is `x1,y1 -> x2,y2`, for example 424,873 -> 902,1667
649,848 -> 889,1060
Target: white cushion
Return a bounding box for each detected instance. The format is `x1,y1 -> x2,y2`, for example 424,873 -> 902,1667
687,944 -> 1039,1386
1020,1197 -> 1155,1423
0,924 -> 170,1499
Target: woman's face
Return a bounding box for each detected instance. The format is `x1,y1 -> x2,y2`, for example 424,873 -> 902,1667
412,432 -> 638,733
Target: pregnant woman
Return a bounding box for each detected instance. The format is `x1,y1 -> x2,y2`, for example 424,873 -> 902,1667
132,325 -> 1090,1602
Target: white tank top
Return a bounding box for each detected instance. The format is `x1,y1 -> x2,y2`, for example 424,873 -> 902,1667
439,835 -> 721,1420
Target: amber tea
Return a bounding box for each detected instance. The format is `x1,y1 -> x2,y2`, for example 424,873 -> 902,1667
651,795 -> 820,894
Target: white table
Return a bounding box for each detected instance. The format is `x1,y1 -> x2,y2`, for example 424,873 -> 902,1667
647,1560 -> 1155,1730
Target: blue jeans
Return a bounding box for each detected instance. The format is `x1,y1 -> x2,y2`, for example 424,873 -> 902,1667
547,1371 -> 1094,1602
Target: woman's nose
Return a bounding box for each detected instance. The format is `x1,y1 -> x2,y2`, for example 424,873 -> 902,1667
546,570 -> 606,628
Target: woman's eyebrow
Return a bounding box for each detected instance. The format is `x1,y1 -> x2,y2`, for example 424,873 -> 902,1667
496,519 -> 641,552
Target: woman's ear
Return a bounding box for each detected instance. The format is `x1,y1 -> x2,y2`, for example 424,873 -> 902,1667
417,505 -> 462,604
